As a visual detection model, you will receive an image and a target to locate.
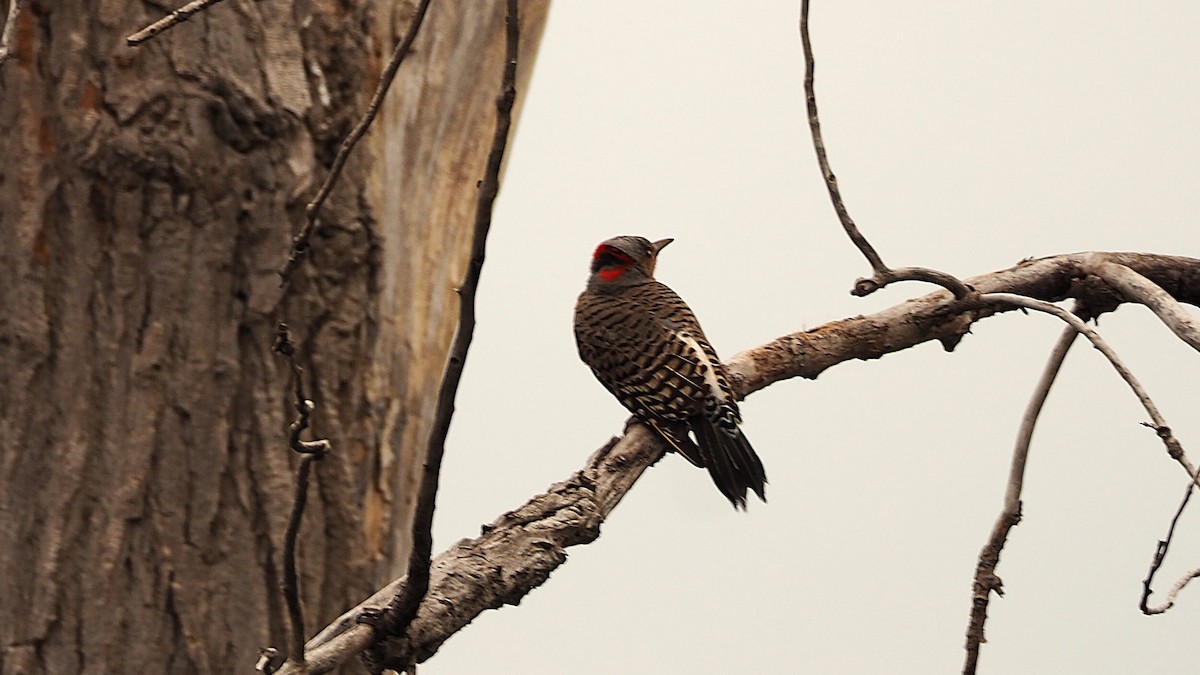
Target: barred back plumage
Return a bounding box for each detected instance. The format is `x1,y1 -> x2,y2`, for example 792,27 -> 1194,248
574,236 -> 767,509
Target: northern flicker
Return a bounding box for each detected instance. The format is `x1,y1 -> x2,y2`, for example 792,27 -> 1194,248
573,235 -> 767,508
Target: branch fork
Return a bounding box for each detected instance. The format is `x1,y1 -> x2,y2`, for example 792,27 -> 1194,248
798,0 -> 1200,668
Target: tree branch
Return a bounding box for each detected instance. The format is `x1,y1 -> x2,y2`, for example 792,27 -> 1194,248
278,0 -> 434,287
272,431 -> 663,675
964,318 -> 1078,675
799,0 -> 884,274
269,324 -> 332,670
1141,470 -> 1200,615
125,0 -> 229,46
852,266 -> 975,300
980,292 -> 1192,475
799,0 -> 972,300
1086,256 -> 1200,354
726,252 -> 1200,395
268,250 -> 1200,674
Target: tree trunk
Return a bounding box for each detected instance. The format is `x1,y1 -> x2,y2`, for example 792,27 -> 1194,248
0,1 -> 547,672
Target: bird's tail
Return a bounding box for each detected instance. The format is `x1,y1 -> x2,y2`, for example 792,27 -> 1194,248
691,417 -> 768,509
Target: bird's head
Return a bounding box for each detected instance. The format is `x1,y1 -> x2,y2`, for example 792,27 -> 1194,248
585,235 -> 673,290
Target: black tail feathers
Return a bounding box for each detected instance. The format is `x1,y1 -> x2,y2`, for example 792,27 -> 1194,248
691,416 -> 767,509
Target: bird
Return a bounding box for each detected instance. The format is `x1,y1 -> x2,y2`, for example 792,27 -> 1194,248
573,235 -> 767,508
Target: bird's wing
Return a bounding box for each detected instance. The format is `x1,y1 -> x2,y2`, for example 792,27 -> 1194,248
575,286 -> 708,423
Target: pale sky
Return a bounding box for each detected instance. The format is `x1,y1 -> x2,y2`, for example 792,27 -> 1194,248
430,2 -> 1200,673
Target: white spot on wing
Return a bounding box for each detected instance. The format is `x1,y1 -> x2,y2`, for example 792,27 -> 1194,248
678,333 -> 727,403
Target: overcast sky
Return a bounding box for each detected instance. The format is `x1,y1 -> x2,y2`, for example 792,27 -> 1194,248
428,2 -> 1200,673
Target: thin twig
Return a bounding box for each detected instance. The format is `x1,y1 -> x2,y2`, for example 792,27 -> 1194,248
1087,256 -> 1200,354
278,0 -> 434,287
799,0 -> 972,300
1141,470 -> 1200,614
1160,567 -> 1200,610
368,0 -> 520,662
981,292 -> 1192,475
0,0 -> 21,67
282,455 -> 317,664
125,0 -> 229,46
853,266 -> 975,299
963,320 -> 1078,675
271,324 -> 331,668
799,0 -> 885,274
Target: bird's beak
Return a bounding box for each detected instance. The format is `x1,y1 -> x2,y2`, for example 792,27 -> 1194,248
651,238 -> 674,254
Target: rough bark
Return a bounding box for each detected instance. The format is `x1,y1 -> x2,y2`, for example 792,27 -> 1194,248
0,1 -> 547,673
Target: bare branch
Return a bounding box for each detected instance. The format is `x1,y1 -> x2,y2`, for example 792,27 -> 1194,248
275,621 -> 372,675
1128,245 -> 1200,610
125,0 -> 229,46
273,432 -> 662,675
852,266 -> 975,299
270,324 -> 331,669
1087,256 -> 1200,353
278,0 -> 434,287
964,320 -> 1078,675
728,253 -> 1200,397
1141,471 -> 1200,615
281,455 -> 318,666
799,0 -> 972,300
799,0 -> 884,274
0,0 -> 19,67
1160,568 -> 1200,610
980,292 -> 1193,475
